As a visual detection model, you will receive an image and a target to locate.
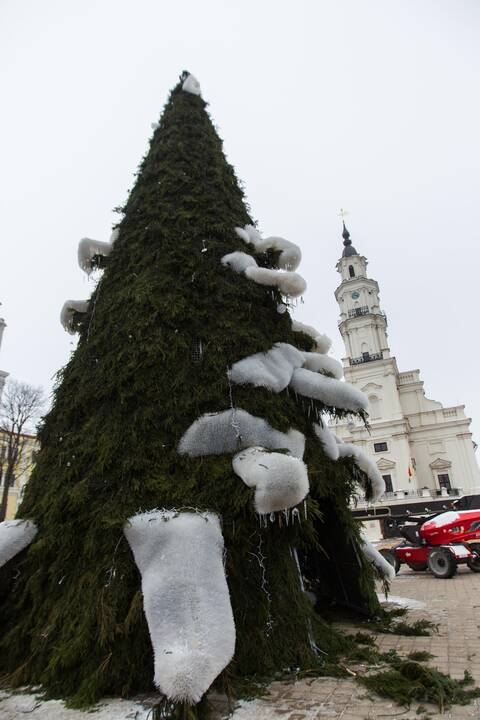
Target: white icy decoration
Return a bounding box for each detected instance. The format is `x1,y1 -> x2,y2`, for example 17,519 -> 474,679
232,447 -> 309,514
124,510 -> 234,704
313,422 -> 384,500
182,74 -> 201,96
234,225 -> 302,271
253,236 -> 302,271
361,536 -> 396,581
302,351 -> 343,380
290,368 -> 368,413
244,266 -> 306,298
313,421 -> 340,461
109,228 -> 120,244
221,251 -> 258,274
241,224 -> 263,246
178,408 -> 305,459
234,226 -> 251,243
60,300 -> 89,334
77,237 -> 113,275
0,519 -> 37,569
336,440 -> 385,501
228,343 -> 305,392
291,321 -> 332,354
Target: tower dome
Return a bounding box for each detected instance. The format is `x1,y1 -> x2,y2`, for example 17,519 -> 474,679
342,222 -> 358,257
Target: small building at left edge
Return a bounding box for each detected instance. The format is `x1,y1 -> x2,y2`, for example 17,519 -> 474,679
1,431 -> 38,519
0,308 -> 39,519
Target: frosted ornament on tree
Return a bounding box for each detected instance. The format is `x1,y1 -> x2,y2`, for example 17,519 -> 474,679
178,408 -> 305,459
232,447 -> 309,514
124,510 -> 235,704
302,352 -> 343,380
292,321 -> 331,354
221,251 -> 258,274
290,367 -> 368,413
0,520 -> 37,569
60,300 -> 89,334
182,74 -> 201,96
77,237 -> 113,275
244,266 -> 306,298
361,536 -> 396,581
228,342 -> 305,392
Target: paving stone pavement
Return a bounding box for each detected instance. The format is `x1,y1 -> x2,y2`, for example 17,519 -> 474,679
2,566 -> 480,719
225,565 -> 480,720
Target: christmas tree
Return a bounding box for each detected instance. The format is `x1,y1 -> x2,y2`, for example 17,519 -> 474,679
0,73 -> 392,716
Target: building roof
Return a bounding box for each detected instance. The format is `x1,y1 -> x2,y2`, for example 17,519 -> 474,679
341,222 -> 359,257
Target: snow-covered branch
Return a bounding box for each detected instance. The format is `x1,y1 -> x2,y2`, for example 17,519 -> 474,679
291,320 -> 332,355
302,351 -> 343,379
290,368 -> 368,413
360,536 -> 395,581
228,343 -> 304,393
232,446 -> 309,514
178,408 -> 305,459
78,238 -> 113,275
244,266 -> 306,298
182,74 -> 202,96
234,226 -> 302,271
124,510 -> 234,703
60,300 -> 89,335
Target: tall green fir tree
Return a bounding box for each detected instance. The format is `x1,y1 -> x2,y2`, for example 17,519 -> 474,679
0,72 -> 393,717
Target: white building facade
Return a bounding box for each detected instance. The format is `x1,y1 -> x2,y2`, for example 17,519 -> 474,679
332,224 -> 480,514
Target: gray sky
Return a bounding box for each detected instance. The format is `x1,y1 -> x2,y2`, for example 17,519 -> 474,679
1,0 -> 479,443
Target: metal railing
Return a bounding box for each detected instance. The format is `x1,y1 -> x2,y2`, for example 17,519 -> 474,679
348,306 -> 369,318
354,487 -> 462,504
350,351 -> 383,365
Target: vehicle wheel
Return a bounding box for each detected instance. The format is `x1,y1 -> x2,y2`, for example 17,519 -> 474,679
428,549 -> 457,579
379,548 -> 400,575
407,562 -> 428,572
467,543 -> 480,573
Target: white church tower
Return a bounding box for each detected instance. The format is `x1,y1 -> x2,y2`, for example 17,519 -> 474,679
333,223 -> 480,505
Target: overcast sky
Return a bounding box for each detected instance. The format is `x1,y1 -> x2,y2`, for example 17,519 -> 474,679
1,0 -> 479,445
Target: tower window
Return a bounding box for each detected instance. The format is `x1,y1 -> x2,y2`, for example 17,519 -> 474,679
382,475 -> 393,493
374,442 -> 388,453
438,473 -> 451,490
348,265 -> 355,278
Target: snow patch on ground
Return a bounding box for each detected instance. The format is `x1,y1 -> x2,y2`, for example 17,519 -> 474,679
230,697 -> 331,719
0,520 -> 37,568
0,691 -> 153,720
378,594 -> 427,610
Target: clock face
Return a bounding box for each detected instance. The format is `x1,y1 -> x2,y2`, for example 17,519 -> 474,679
351,291 -> 360,300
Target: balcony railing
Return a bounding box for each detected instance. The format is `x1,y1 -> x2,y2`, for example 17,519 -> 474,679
350,351 -> 383,365
353,486 -> 463,506
348,306 -> 369,318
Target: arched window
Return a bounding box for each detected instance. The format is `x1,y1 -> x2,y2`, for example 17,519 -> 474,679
348,265 -> 355,278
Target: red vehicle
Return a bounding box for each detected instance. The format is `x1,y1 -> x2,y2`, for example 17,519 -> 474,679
381,508 -> 480,578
